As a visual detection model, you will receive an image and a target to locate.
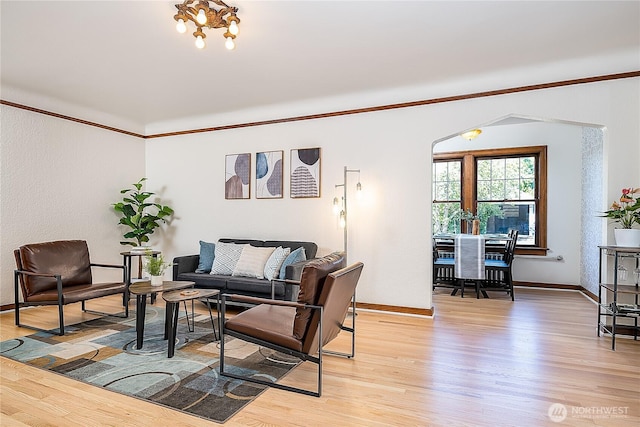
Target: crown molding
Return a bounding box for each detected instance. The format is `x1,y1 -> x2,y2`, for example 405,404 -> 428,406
2,71 -> 638,140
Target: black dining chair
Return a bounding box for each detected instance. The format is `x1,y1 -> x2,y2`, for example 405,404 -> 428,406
483,229 -> 518,300
432,239 -> 459,294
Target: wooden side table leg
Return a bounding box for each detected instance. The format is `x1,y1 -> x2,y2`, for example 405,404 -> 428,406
164,303 -> 171,340
136,294 -> 147,350
167,302 -> 179,358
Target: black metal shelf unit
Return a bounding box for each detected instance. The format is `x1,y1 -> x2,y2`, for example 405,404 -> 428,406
597,245 -> 640,350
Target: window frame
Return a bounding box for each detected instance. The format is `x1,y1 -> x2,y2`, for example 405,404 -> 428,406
433,145 -> 548,256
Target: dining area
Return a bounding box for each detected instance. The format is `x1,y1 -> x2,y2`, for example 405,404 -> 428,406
433,230 -> 519,300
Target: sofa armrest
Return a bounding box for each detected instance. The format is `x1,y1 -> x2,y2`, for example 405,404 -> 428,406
284,259 -> 314,281
281,258 -> 317,300
172,255 -> 199,280
284,260 -> 309,281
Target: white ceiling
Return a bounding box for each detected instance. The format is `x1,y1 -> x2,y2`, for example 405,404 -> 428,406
1,1 -> 639,129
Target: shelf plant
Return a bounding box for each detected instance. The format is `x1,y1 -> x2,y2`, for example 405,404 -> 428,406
601,187 -> 640,247
144,252 -> 171,276
602,187 -> 640,229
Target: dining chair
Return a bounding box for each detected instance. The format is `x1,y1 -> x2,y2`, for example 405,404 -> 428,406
454,234 -> 487,298
483,229 -> 519,300
432,239 -> 459,294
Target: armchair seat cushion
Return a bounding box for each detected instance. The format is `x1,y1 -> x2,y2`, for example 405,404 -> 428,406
24,282 -> 126,303
225,304 -> 300,351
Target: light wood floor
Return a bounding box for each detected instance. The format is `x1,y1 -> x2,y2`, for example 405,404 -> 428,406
1,288 -> 639,426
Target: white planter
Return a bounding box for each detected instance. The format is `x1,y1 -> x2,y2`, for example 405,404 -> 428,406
150,275 -> 164,286
614,228 -> 640,247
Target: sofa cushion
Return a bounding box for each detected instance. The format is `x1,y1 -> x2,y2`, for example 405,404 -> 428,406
264,240 -> 317,259
195,240 -> 216,273
225,275 -> 284,297
210,242 -> 247,275
279,246 -> 306,279
176,272 -> 228,290
232,245 -> 275,279
263,246 -> 290,281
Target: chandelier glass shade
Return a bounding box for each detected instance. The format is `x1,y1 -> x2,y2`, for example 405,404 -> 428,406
174,0 -> 240,50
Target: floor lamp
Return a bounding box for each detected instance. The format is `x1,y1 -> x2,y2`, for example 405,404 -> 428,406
333,166 -> 362,261
332,166 -> 361,358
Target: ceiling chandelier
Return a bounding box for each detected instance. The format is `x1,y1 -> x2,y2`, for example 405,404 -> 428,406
174,0 -> 240,50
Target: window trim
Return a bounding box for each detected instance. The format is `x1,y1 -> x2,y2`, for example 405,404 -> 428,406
434,145 -> 548,256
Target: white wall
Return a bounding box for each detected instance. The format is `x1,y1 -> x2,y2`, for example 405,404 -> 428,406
145,110 -> 433,309
146,77 -> 639,311
0,106 -> 145,305
1,77 -> 638,310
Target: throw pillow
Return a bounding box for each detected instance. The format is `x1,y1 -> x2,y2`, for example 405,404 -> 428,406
279,246 -> 307,279
232,246 -> 276,279
210,242 -> 247,275
263,246 -> 291,281
195,240 -> 215,273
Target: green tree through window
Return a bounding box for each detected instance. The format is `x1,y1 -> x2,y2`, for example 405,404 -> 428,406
433,146 -> 547,254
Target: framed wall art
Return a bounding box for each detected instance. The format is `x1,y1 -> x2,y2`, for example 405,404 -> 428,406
256,150 -> 284,199
225,153 -> 251,199
290,147 -> 321,198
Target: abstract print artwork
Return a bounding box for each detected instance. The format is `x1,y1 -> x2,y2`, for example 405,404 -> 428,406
290,148 -> 321,198
256,151 -> 284,199
225,153 -> 251,199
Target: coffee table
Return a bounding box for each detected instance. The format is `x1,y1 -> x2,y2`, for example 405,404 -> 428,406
129,280 -> 194,349
162,288 -> 220,358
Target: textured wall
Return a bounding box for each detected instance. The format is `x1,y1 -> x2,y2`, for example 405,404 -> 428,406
580,127 -> 604,296
0,106 -> 145,305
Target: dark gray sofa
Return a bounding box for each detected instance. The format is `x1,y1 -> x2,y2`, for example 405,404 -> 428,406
172,238 -> 318,301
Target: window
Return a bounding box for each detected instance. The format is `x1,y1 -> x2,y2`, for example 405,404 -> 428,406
433,146 -> 547,255
433,160 -> 462,233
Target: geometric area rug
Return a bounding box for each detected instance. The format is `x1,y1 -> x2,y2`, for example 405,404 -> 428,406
0,306 -> 300,424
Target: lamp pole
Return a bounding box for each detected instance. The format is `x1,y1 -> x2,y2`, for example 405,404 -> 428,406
335,166 -> 361,263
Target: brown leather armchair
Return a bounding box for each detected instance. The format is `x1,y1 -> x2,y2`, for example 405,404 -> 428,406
14,240 -> 129,335
220,252 -> 364,397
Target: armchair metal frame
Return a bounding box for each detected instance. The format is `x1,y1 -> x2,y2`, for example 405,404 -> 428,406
14,264 -> 129,336
270,277 -> 357,359
220,260 -> 362,397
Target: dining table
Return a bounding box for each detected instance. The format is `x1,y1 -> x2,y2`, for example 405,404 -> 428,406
433,233 -> 512,298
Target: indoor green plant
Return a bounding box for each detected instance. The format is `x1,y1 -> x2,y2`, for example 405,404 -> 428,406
113,178 -> 174,247
144,252 -> 171,285
602,187 -> 640,247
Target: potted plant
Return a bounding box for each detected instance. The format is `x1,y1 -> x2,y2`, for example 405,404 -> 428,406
460,209 -> 479,234
144,252 -> 172,286
602,187 -> 640,247
113,178 -> 174,248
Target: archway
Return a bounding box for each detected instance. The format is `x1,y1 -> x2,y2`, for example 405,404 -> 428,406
430,114 -> 605,296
